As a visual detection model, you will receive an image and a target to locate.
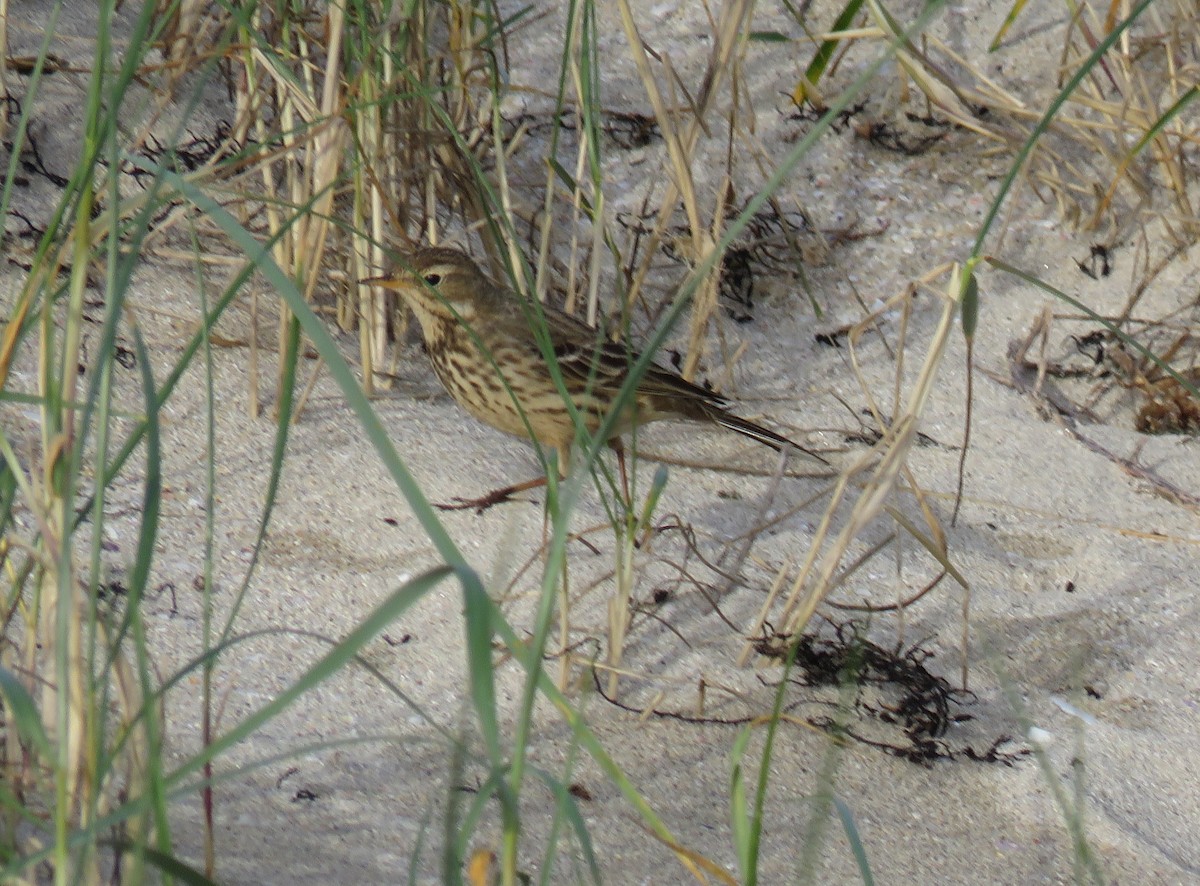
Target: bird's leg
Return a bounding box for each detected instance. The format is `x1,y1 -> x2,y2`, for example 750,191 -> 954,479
437,475 -> 549,513
438,446 -> 569,515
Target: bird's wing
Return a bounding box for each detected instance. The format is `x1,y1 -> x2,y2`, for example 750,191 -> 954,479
528,304 -> 731,408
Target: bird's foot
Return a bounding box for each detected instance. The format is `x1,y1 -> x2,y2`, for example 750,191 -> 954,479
435,476 -> 551,514
434,485 -> 528,514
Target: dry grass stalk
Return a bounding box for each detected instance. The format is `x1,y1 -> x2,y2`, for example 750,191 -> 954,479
860,0 -> 1198,240
154,0 -> 213,74
615,0 -> 757,380
741,266 -> 968,676
217,4 -> 357,410
350,3 -> 511,390
3,236 -> 155,879
349,26 -> 394,390
596,0 -> 757,686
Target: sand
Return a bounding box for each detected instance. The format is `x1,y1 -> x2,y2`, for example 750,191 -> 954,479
2,1 -> 1198,883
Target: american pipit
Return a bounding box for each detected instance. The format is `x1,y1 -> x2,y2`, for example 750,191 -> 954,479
365,246 -> 819,509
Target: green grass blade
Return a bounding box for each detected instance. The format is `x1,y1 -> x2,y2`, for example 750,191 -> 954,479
832,795 -> 874,885
0,666 -> 51,760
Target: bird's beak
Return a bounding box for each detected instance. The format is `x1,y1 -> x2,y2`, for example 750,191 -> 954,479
360,274 -> 404,290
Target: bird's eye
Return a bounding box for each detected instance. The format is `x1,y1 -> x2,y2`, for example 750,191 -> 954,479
423,273 -> 442,286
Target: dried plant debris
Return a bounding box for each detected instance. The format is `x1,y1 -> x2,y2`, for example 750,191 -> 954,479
506,107 -> 662,151
785,100 -> 868,131
1078,330 -> 1200,436
786,100 -> 953,155
2,98 -> 70,191
793,3 -> 1198,237
599,614 -> 1024,767
754,622 -> 1026,766
717,246 -> 755,323
126,122 -> 236,182
841,408 -> 948,449
617,200 -> 827,322
1075,243 -> 1113,279
1134,374 -> 1200,434
1107,343 -> 1200,435
3,110 -> 238,247
1007,316 -> 1200,508
852,112 -> 954,156
1014,319 -> 1200,437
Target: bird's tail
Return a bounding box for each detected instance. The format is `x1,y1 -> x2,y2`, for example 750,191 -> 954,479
711,409 -> 828,465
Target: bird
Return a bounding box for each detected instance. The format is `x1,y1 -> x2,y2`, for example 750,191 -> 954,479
364,246 -> 821,510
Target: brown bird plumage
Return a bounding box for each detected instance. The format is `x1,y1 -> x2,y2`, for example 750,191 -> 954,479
366,246 -> 814,508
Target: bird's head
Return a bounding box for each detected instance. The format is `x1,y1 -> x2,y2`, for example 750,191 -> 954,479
362,247 -> 493,325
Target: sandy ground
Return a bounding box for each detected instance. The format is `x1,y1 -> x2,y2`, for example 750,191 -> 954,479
4,2 -> 1199,883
